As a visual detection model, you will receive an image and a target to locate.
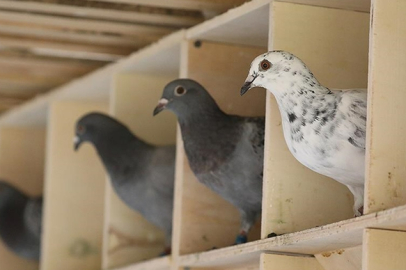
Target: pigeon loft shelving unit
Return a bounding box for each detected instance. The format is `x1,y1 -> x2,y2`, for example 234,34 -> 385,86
0,0 -> 405,270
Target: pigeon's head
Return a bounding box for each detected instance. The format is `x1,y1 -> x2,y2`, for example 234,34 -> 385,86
153,79 -> 218,119
74,112 -> 125,151
241,51 -> 314,96
0,180 -> 14,196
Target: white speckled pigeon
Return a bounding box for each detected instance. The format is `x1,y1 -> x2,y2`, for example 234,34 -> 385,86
241,50 -> 366,216
0,180 -> 42,261
74,113 -> 175,254
154,79 -> 264,244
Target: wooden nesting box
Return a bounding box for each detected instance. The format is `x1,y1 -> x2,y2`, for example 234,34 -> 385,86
0,0 -> 405,270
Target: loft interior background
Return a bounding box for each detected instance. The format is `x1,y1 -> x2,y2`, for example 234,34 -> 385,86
0,0 -> 247,113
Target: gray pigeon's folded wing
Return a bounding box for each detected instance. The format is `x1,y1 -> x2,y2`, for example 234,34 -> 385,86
24,197 -> 43,239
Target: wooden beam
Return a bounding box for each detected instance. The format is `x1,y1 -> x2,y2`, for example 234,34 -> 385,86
0,0 -> 203,27
0,10 -> 175,38
0,24 -> 151,47
275,0 -> 370,12
0,34 -> 135,56
88,0 -> 247,12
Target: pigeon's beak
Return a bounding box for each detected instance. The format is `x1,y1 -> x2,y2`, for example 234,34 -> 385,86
153,98 -> 169,116
73,135 -> 82,151
240,74 -> 257,96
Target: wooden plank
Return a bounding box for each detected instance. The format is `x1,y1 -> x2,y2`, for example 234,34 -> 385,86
179,205 -> 406,268
363,229 -> 406,270
364,0 -> 406,213
104,73 -> 178,269
0,10 -> 174,39
89,0 -> 247,12
260,253 -> 323,270
0,0 -> 202,27
261,2 -> 370,238
187,0 -> 270,47
112,256 -> 171,270
172,40 -> 266,258
0,25 -> 150,47
315,246 -> 362,270
276,0 -> 370,12
0,34 -> 135,56
41,101 -> 108,270
0,127 -> 45,270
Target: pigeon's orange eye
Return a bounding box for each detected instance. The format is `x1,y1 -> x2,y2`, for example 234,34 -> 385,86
174,85 -> 186,96
260,60 -> 272,71
77,125 -> 85,134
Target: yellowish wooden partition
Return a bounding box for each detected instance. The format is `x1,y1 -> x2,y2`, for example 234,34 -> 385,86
365,0 -> 406,214
260,253 -> 323,270
104,73 -> 178,269
171,40 -> 267,258
362,229 -> 406,270
42,101 -> 108,270
0,126 -> 46,270
261,2 -> 370,237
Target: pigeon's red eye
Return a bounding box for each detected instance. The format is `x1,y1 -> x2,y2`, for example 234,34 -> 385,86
174,85 -> 186,96
77,125 -> 85,134
260,60 -> 272,70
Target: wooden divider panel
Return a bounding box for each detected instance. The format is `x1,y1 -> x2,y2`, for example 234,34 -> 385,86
42,101 -> 108,270
260,253 -> 324,270
105,73 -> 177,269
262,2 -> 370,237
0,127 -> 46,270
363,229 -> 406,270
173,40 -> 267,256
315,246 -> 362,270
364,0 -> 406,214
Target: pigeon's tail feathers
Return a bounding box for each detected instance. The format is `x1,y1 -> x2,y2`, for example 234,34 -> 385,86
24,197 -> 43,239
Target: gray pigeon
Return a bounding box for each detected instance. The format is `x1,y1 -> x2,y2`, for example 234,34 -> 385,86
153,79 -> 264,244
74,113 -> 175,254
0,180 -> 42,261
241,50 -> 366,216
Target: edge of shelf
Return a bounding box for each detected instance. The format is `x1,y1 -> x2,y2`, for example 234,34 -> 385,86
178,204 -> 406,268
113,256 -> 171,270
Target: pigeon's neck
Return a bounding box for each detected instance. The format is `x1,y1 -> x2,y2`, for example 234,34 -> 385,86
179,107 -> 242,174
93,130 -> 153,181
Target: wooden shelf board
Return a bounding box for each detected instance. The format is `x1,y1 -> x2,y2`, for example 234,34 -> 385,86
179,204 -> 406,268
113,256 -> 171,270
276,0 -> 371,13
0,30 -> 184,127
187,0 -> 270,47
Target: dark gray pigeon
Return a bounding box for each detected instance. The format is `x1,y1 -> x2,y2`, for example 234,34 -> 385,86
0,180 -> 42,261
74,113 -> 175,254
153,79 -> 264,244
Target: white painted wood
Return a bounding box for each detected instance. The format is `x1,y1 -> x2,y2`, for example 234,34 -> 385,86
364,0 -> 406,214
112,257 -> 170,270
260,253 -> 323,270
276,0 -> 370,12
363,229 -> 406,270
178,205 -> 406,268
315,246 -> 362,270
41,101 -> 108,270
187,0 -> 270,47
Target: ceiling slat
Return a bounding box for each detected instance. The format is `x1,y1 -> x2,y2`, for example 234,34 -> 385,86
0,10 -> 175,38
0,0 -> 203,27
0,25 -> 151,47
88,0 -> 247,12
